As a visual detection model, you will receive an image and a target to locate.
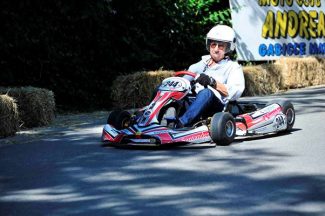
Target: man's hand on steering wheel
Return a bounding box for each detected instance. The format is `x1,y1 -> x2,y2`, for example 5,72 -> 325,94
196,73 -> 216,88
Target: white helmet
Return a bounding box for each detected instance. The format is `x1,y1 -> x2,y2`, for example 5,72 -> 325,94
206,25 -> 236,53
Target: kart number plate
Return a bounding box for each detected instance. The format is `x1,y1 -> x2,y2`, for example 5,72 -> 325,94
159,77 -> 191,92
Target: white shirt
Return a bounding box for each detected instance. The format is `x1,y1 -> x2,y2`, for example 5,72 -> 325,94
187,55 -> 245,104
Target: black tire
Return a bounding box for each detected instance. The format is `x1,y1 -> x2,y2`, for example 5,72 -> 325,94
107,110 -> 131,130
209,112 -> 236,146
267,100 -> 295,131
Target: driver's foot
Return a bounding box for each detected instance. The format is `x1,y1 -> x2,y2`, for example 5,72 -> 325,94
162,107 -> 176,127
175,120 -> 184,129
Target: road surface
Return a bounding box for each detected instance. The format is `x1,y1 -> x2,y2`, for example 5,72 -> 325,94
1,85 -> 325,215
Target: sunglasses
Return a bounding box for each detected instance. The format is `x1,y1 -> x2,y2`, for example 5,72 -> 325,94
209,40 -> 228,50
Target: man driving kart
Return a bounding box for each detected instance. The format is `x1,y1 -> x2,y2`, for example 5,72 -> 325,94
172,25 -> 245,128
102,25 -> 295,146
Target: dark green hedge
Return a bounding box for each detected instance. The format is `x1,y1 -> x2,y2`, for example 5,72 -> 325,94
0,0 -> 230,110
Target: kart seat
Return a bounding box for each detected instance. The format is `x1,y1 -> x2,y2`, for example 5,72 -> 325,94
223,100 -> 244,117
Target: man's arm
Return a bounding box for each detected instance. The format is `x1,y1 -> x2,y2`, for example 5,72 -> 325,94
224,63 -> 245,101
214,81 -> 228,97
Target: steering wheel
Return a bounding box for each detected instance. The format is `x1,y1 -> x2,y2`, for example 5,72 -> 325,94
174,71 -> 197,96
174,71 -> 196,78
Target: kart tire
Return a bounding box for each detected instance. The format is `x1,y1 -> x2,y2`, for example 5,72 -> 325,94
267,100 -> 295,131
107,110 -> 131,130
210,112 -> 236,146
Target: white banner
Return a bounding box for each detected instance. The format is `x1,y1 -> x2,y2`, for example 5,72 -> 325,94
229,0 -> 325,61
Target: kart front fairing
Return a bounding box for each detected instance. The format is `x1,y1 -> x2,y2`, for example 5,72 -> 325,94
102,123 -> 211,146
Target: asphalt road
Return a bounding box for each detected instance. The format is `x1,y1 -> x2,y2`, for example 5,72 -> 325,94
1,85 -> 325,216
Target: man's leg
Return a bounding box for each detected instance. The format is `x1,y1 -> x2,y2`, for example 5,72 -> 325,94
179,88 -> 224,126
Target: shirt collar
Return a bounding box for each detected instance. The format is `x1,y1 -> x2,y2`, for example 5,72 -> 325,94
202,55 -> 229,66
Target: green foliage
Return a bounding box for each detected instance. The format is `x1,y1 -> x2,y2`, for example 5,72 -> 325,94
0,0 -> 231,110
174,0 -> 231,25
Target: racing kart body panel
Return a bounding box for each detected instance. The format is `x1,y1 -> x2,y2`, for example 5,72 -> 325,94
102,124 -> 211,146
235,103 -> 287,136
102,71 -> 295,146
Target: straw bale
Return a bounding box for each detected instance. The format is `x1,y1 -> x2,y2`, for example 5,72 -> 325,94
0,87 -> 56,128
0,94 -> 20,137
242,64 -> 284,96
110,57 -> 325,108
276,57 -> 325,88
111,70 -> 174,108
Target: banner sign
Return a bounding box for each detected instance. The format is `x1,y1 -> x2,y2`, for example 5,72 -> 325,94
229,0 -> 325,61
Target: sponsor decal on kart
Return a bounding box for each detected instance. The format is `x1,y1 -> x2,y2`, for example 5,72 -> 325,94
159,77 -> 191,92
175,131 -> 211,143
250,104 -> 279,119
129,138 -> 154,143
235,122 -> 247,136
170,125 -> 209,139
147,130 -> 170,135
263,106 -> 282,120
104,124 -> 120,137
273,114 -> 287,130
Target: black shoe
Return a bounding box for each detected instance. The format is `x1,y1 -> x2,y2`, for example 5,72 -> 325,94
162,107 -> 176,127
175,120 -> 184,129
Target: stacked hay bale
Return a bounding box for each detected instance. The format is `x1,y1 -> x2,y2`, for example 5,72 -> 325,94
110,57 -> 325,108
0,94 -> 20,137
111,70 -> 174,108
110,66 -> 287,108
0,87 -> 56,128
276,57 -> 325,89
242,63 -> 284,96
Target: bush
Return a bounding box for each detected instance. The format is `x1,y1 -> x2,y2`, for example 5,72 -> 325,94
0,0 -> 231,110
0,94 -> 20,137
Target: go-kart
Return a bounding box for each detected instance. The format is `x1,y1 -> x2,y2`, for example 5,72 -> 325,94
101,71 -> 295,146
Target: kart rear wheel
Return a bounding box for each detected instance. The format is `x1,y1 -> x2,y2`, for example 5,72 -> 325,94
209,112 -> 236,146
107,110 -> 131,130
267,100 -> 295,131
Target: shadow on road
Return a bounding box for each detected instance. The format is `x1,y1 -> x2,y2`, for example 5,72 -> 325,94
241,85 -> 325,115
0,86 -> 324,215
0,127 -> 324,215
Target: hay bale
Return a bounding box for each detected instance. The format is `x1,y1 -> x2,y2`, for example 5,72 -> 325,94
110,57 -> 325,108
242,63 -> 284,96
276,57 -> 325,88
0,94 -> 20,137
110,67 -> 286,108
111,70 -> 174,108
0,87 -> 56,128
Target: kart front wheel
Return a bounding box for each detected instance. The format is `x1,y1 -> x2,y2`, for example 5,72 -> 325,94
107,110 -> 131,130
209,112 -> 236,146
